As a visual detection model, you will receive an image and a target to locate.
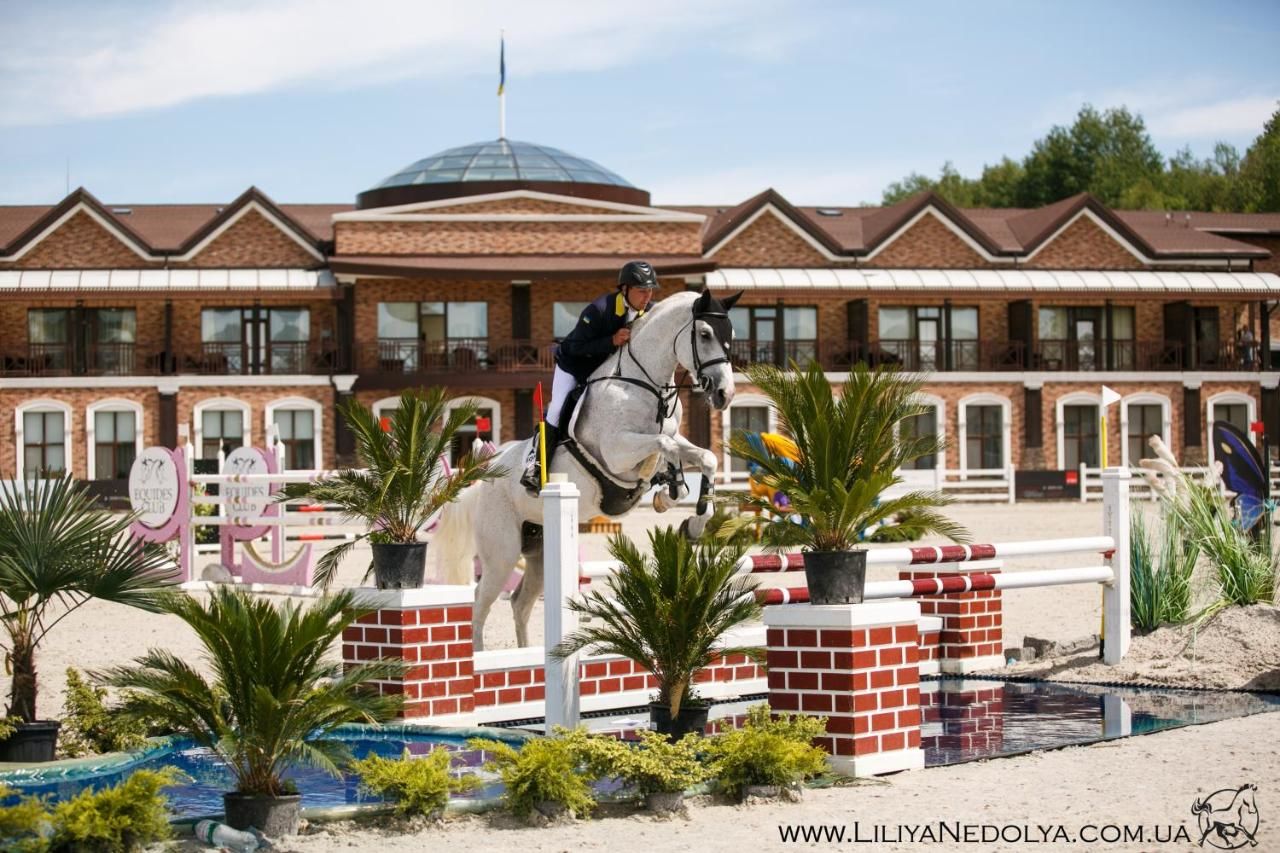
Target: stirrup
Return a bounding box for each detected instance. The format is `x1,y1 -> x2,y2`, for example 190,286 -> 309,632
521,463 -> 541,495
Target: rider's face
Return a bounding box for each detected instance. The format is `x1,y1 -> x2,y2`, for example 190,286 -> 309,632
625,286 -> 654,312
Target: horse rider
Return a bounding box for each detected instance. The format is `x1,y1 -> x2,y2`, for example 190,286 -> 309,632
521,260 -> 660,494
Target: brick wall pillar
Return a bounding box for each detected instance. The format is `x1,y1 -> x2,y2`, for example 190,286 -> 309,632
920,679 -> 1005,760
899,558 -> 1005,673
345,587 -> 476,723
764,600 -> 925,777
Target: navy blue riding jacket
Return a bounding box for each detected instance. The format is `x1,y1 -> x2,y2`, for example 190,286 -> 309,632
554,292 -> 645,382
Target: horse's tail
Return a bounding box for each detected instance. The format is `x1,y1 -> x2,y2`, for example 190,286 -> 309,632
432,482 -> 483,586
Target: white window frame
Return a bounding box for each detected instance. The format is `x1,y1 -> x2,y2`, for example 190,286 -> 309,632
85,399 -> 144,480
1120,393 -> 1172,468
903,393 -> 947,473
721,394 -> 779,479
1206,391 -> 1258,469
265,397 -> 324,471
444,395 -> 502,445
957,393 -> 1012,474
193,397 -> 253,458
1055,391 -> 1101,472
15,399 -> 73,481
371,396 -> 401,424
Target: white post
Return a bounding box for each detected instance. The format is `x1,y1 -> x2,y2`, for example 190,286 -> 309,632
542,474 -> 580,733
1101,467 -> 1131,664
1079,462 -> 1088,503
1006,463 -> 1016,504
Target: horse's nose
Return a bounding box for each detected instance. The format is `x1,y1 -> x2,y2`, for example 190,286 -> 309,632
713,388 -> 728,409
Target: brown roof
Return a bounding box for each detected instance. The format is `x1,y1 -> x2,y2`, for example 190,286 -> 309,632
329,254 -> 716,280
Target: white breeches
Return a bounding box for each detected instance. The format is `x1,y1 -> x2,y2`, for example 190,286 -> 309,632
545,366 -> 579,429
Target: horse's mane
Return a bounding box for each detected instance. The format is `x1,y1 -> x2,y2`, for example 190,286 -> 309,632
630,290 -> 698,335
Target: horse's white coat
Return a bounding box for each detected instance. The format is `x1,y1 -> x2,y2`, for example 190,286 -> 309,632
432,291 -> 738,649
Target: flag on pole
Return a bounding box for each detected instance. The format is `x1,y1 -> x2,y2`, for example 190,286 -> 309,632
497,34 -> 506,95
1099,386 -> 1120,469
1100,385 -> 1121,409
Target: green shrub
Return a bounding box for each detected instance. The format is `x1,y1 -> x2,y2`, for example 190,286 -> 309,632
1130,513 -> 1197,634
0,785 -> 51,853
705,704 -> 829,800
351,747 -> 480,816
583,730 -> 709,796
58,669 -> 149,758
46,768 -> 178,852
1167,481 -> 1277,612
467,728 -> 601,818
191,488 -> 219,546
0,716 -> 20,742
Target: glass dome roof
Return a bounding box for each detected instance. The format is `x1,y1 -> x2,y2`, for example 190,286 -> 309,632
374,139 -> 635,189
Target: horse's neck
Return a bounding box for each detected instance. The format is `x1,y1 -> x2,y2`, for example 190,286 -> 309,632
622,299 -> 686,382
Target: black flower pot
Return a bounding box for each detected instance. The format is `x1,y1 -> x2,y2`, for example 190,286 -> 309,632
370,542 -> 427,590
223,791 -> 302,836
0,721 -> 60,763
804,549 -> 867,605
649,701 -> 710,740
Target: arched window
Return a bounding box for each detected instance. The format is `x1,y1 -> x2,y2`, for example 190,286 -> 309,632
901,393 -> 946,472
1120,393 -> 1171,467
957,394 -> 1012,473
86,398 -> 144,480
193,397 -> 252,459
721,394 -> 778,480
265,397 -> 324,471
444,396 -> 502,465
1055,392 -> 1101,471
1206,391 -> 1258,469
15,399 -> 73,480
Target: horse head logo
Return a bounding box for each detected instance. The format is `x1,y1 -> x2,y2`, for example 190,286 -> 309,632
1193,783 -> 1260,849
231,455 -> 256,475
139,457 -> 164,483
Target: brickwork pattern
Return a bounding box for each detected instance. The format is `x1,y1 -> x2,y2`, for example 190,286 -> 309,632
334,220 -> 701,256
1024,217 -> 1145,270
766,624 -> 921,758
865,213 -> 990,269
900,568 -> 1003,661
3,212 -> 159,270
342,604 -> 475,718
710,212 -> 831,267
425,198 -> 644,215
920,684 -> 1005,755
174,210 -> 320,269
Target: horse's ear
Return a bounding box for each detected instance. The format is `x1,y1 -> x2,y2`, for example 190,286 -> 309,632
721,290 -> 744,311
695,289 -> 713,313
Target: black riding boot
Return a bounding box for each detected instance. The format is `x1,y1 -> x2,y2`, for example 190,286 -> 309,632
521,423 -> 562,495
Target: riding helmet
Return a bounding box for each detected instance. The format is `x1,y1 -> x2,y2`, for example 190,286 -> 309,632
618,260 -> 660,290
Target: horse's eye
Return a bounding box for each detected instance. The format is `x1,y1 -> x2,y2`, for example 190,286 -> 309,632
700,329 -> 711,339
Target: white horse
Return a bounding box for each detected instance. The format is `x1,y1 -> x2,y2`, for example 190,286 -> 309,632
433,289 -> 741,649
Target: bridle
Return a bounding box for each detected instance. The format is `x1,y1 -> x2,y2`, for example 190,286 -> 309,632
588,302 -> 733,424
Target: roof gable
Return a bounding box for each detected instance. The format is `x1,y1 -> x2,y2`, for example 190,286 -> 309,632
703,188 -> 842,258
863,192 -> 1010,262
0,188 -> 152,261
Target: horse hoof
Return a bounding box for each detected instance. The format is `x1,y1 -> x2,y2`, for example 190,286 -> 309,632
653,493 -> 672,513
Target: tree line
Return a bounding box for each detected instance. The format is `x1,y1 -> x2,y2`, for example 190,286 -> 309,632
881,103 -> 1280,212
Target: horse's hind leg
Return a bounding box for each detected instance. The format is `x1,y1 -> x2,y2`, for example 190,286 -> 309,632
472,527 -> 521,652
510,549 -> 544,648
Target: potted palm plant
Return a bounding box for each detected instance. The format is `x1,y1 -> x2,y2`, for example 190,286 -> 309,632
552,516 -> 762,739
283,387 -> 504,589
0,477 -> 177,762
101,586 -> 403,836
730,361 -> 968,605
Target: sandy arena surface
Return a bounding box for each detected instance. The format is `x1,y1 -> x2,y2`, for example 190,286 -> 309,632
6,499 -> 1279,852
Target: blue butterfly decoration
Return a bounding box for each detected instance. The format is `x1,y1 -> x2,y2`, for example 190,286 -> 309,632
1211,420 -> 1269,532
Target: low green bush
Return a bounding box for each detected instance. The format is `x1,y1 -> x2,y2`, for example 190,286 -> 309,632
467,728 -> 601,818
0,768 -> 178,853
0,785 -> 50,853
583,729 -> 709,796
58,669 -> 149,758
705,704 -> 829,800
351,747 -> 480,816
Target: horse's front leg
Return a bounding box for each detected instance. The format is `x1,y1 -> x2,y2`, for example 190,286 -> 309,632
664,433 -> 718,538
598,430 -> 682,489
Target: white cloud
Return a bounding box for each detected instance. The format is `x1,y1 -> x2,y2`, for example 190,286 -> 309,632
0,0 -> 797,127
1147,95 -> 1279,139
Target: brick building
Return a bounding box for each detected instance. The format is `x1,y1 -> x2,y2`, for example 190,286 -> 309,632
1,137 -> 1278,491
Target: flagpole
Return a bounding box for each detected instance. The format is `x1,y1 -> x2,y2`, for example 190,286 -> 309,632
498,29 -> 506,139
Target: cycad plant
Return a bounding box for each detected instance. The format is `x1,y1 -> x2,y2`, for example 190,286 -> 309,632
101,587 -> 403,829
551,517 -> 762,730
729,361 -> 967,603
1129,511 -> 1197,634
0,477 -> 176,747
282,387 -> 505,588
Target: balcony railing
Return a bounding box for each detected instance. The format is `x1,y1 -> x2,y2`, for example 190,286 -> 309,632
869,339 -> 1026,372
1,343 -> 141,377
180,341 -> 341,375
363,338 -> 556,374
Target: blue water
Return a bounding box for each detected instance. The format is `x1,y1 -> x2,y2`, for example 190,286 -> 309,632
4,731 -> 513,820
5,681 -> 1278,819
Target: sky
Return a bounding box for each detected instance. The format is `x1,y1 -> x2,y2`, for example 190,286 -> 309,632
0,0 -> 1277,208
